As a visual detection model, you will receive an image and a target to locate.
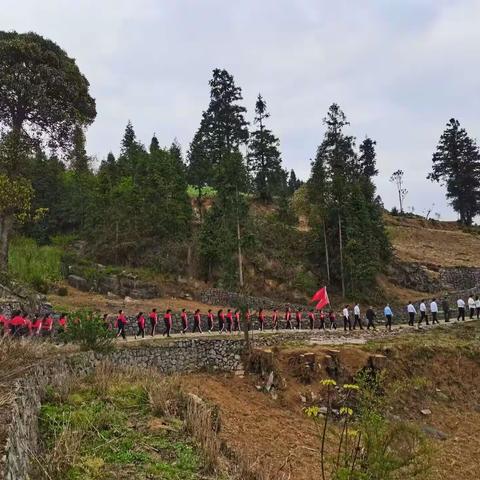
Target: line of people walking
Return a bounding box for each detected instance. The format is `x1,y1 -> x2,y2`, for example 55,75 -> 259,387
0,309 -> 66,337
2,294 -> 478,340
406,295 -> 480,326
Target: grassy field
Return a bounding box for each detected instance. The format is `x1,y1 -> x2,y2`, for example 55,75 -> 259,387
8,236 -> 62,292
36,367 -> 217,480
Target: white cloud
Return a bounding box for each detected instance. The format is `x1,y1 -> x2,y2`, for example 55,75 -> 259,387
2,0 -> 480,220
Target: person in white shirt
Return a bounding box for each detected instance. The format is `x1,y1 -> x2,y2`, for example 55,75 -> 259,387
430,298 -> 439,324
342,305 -> 351,332
407,301 -> 416,326
419,299 -> 429,326
468,296 -> 475,319
475,295 -> 480,320
353,303 -> 363,330
457,298 -> 465,321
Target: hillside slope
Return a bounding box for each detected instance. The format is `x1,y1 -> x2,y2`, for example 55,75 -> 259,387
386,214 -> 480,268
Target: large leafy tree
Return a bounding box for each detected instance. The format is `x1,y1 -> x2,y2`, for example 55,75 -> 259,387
247,94 -> 283,202
428,118 -> 480,225
0,31 -> 96,270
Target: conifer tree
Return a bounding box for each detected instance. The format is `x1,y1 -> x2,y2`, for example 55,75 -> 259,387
287,169 -> 303,194
428,118 -> 480,225
247,94 -> 283,202
149,134 -> 160,154
69,125 -> 91,173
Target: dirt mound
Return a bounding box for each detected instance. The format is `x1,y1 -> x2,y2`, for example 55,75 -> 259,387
183,323 -> 480,480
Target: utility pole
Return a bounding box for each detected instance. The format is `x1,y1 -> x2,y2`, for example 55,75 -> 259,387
235,185 -> 244,288
338,214 -> 345,298
323,219 -> 330,284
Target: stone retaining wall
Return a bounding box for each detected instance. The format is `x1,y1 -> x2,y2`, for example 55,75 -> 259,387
0,337 -> 246,480
199,288 -> 308,312
440,267 -> 480,291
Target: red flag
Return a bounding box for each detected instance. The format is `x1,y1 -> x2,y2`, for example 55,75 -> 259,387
310,286 -> 327,303
311,287 -> 329,310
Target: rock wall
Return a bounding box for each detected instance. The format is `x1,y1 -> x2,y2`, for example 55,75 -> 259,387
439,267 -> 480,291
199,288 -> 308,312
0,337 -> 246,480
67,270 -> 160,299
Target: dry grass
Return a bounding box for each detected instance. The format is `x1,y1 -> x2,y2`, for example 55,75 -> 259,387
184,393 -> 221,473
385,214 -> 480,268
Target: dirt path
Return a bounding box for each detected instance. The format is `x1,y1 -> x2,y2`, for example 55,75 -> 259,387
115,317 -> 478,346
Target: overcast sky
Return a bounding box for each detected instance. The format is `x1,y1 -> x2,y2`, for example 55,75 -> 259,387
3,0 -> 480,220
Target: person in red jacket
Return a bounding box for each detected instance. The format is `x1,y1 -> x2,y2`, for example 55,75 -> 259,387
258,308 -> 265,331
163,309 -> 173,337
135,311 -> 145,339
31,314 -> 42,336
319,310 -> 326,330
181,308 -> 189,334
234,309 -> 241,332
308,309 -> 315,330
226,309 -> 234,333
0,309 -> 7,336
149,308 -> 158,337
41,314 -> 54,337
207,309 -> 214,333
58,313 -> 67,334
10,311 -> 25,336
285,307 -> 292,330
193,309 -> 203,333
329,311 -> 337,330
295,309 -> 303,330
24,314 -> 33,336
116,310 -> 127,340
272,309 -> 278,330
218,309 -> 225,333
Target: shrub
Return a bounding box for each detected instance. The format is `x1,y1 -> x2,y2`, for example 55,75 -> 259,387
305,375 -> 431,480
63,311 -> 115,352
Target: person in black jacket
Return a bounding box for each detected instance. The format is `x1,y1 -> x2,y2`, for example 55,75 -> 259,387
365,306 -> 376,330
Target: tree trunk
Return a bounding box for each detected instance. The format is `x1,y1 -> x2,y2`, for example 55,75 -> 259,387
323,219 -> 330,284
0,215 -> 13,272
235,186 -> 244,288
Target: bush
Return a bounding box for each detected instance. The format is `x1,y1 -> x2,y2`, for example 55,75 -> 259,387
63,311 -> 115,352
305,375 -> 431,480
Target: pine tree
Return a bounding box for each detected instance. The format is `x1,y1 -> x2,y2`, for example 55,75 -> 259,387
121,121 -> 137,155
358,137 -> 378,178
188,68 -> 249,187
288,169 -> 303,194
247,94 -> 283,202
149,134 -> 160,154
307,104 -> 390,296
428,118 -> 480,225
69,125 -> 90,173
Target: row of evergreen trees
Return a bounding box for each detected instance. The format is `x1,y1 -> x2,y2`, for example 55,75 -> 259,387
22,68 -> 391,295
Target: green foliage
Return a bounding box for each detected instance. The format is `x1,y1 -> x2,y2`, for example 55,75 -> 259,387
63,311 -> 115,352
306,104 -> 391,295
8,236 -> 62,292
428,118 -> 480,225
186,184 -> 217,198
247,94 -> 285,202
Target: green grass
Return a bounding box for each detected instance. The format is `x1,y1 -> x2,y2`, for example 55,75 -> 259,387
187,184 -> 217,199
8,236 -> 62,292
39,377 -> 206,480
